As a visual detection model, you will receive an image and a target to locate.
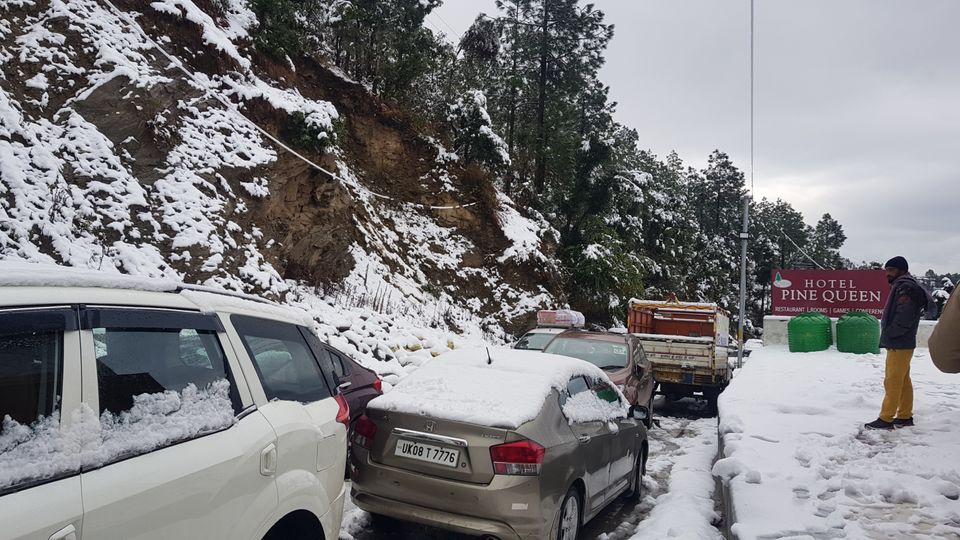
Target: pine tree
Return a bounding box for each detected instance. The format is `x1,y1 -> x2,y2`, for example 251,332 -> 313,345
810,213 -> 847,268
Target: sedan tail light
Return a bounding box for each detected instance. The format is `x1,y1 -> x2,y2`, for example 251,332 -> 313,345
352,414 -> 378,450
335,394 -> 350,427
490,440 -> 545,476
372,377 -> 383,393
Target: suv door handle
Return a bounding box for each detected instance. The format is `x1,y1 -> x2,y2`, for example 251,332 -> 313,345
577,435 -> 591,444
50,524 -> 77,540
260,443 -> 277,476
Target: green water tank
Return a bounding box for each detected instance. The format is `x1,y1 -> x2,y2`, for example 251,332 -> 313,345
836,311 -> 881,354
788,312 -> 833,352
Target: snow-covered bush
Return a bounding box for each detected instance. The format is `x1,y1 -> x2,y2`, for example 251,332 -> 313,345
447,90 -> 510,169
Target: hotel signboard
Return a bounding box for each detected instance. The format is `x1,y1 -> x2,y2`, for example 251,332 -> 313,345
770,269 -> 889,317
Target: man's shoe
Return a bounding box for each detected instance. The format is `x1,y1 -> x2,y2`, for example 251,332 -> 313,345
864,418 -> 894,430
893,417 -> 914,428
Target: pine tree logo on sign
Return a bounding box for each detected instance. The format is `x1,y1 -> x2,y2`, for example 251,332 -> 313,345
773,272 -> 793,289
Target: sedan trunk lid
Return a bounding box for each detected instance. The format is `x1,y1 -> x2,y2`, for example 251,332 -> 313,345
364,408 -> 509,485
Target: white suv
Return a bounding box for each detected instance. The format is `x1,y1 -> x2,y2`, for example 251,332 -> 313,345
0,263 -> 347,540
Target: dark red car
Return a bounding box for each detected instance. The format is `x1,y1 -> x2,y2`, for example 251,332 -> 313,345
303,334 -> 383,427
326,352 -> 383,427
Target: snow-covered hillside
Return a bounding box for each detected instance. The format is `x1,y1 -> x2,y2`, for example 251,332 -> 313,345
0,0 -> 561,347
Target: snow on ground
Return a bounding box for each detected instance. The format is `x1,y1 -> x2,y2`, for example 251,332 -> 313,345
628,416 -> 722,540
718,345 -> 960,539
497,192 -> 551,265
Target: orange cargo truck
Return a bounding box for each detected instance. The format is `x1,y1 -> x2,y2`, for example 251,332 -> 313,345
627,297 -> 732,413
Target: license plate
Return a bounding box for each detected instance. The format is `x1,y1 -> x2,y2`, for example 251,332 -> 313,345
395,439 -> 459,467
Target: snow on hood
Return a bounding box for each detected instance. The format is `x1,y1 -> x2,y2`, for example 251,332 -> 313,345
368,347 -> 620,429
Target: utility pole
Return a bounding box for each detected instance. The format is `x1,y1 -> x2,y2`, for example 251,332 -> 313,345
739,0 -> 755,370
737,195 -> 750,369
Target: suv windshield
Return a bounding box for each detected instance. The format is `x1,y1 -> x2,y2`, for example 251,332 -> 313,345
543,337 -> 628,370
515,331 -> 558,350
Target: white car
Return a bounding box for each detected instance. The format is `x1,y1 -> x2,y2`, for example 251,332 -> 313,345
0,262 -> 347,540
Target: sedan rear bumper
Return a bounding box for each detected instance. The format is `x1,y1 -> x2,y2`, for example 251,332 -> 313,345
352,490 -> 528,540
350,450 -> 553,540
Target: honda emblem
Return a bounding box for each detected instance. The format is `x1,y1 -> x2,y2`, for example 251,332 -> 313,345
424,421 -> 436,433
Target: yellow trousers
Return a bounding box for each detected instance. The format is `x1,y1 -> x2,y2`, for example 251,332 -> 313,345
879,348 -> 914,422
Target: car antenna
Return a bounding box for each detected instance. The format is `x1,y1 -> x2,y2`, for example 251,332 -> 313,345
486,347 -> 493,365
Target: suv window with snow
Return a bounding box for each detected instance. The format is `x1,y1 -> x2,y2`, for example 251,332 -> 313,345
0,308 -> 77,493
231,315 -> 333,403
0,309 -> 72,427
84,309 -> 240,468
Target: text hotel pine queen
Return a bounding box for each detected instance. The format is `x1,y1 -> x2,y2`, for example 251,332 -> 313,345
770,269 -> 890,317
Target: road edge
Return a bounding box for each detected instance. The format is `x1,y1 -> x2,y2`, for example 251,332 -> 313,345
716,426 -> 736,540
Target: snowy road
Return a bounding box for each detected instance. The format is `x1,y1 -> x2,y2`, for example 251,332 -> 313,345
340,398 -> 723,540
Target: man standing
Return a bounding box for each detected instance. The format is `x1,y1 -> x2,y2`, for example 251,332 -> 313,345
865,256 -> 929,430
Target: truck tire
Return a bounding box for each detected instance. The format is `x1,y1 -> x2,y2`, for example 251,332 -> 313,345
705,389 -> 720,416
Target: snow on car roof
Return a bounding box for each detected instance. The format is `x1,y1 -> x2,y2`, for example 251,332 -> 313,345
0,260 -> 313,326
368,347 -> 616,429
526,327 -> 566,334
0,260 -> 180,291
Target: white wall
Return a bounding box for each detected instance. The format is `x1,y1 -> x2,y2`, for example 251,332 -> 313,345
763,316 -> 938,349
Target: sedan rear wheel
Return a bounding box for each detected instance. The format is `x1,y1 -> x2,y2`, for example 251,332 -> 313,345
625,446 -> 647,500
644,396 -> 654,429
557,488 -> 581,540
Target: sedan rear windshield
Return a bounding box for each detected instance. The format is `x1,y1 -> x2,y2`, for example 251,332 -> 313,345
543,337 -> 628,370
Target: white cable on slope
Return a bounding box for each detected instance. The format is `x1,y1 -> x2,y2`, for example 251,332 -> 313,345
100,0 -> 477,211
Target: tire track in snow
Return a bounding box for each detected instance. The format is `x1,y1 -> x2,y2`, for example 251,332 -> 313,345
587,414 -> 720,540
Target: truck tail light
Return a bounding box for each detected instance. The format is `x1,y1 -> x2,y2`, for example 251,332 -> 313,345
335,394 -> 350,427
372,377 -> 383,393
490,440 -> 545,476
352,415 -> 378,450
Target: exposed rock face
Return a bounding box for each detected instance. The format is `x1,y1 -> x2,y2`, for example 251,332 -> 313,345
0,0 -> 560,333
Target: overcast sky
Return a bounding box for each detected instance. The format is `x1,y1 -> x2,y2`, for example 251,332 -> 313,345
432,1 -> 959,273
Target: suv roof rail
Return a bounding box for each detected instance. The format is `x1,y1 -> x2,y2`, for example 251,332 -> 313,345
175,283 -> 282,307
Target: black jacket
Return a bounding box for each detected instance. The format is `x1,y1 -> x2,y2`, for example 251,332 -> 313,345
880,274 -> 928,350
